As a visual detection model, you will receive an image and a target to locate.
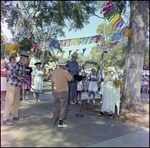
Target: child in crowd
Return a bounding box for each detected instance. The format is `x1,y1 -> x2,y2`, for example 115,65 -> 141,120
86,68 -> 99,103
77,66 -> 85,104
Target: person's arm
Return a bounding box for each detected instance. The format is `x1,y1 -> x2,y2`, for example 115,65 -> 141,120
52,81 -> 55,96
31,75 -> 34,85
104,77 -> 111,85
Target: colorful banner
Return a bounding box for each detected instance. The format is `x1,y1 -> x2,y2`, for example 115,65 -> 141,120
99,1 -> 133,38
5,44 -> 15,53
76,49 -> 79,52
108,60 -> 110,63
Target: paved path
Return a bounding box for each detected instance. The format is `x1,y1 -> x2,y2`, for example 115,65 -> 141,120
1,82 -> 149,147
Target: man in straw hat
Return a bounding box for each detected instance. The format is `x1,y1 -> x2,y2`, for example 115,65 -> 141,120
66,52 -> 79,104
3,52 -> 29,126
51,58 -> 74,127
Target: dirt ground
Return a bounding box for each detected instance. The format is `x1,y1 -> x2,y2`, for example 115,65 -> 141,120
81,100 -> 149,128
115,102 -> 149,128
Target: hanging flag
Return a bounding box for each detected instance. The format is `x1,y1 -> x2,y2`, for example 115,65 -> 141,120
101,45 -> 105,52
102,1 -> 114,17
79,38 -> 86,45
94,36 -> 103,43
83,48 -> 86,55
116,20 -> 125,30
5,44 -> 15,53
14,44 -> 20,51
111,13 -> 120,25
84,37 -> 91,44
108,60 -> 110,63
90,36 -> 96,44
117,63 -> 119,65
121,25 -> 129,32
105,8 -> 117,21
104,59 -> 106,62
33,42 -> 41,50
113,62 -> 114,65
70,39 -> 77,46
43,49 -> 46,53
76,49 -> 79,52
52,50 -> 54,55
56,51 -> 59,56
60,40 -> 64,47
69,50 -> 72,56
61,51 -> 66,57
114,17 -> 123,28
66,39 -> 71,46
91,46 -> 96,51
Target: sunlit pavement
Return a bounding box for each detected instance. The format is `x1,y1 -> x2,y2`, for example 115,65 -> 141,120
1,82 -> 149,147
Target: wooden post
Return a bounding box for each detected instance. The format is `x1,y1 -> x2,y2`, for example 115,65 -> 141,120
99,17 -> 106,76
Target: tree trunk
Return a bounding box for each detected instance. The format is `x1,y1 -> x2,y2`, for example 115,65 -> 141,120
120,1 -> 149,112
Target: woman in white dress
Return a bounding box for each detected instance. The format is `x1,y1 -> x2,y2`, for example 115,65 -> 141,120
98,67 -> 120,118
87,68 -> 99,103
31,61 -> 43,102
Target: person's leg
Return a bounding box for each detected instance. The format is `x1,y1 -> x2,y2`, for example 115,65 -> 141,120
3,86 -> 15,122
1,94 -> 5,102
11,87 -> 21,117
87,93 -> 91,102
58,91 -> 68,127
33,93 -> 36,101
109,111 -> 113,118
52,92 -> 60,124
20,90 -> 23,100
93,94 -> 95,103
79,93 -> 82,103
26,90 -> 29,101
36,93 -> 39,101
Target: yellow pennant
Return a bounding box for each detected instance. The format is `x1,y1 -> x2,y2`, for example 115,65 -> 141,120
111,13 -> 120,26
52,50 -> 54,55
91,46 -> 96,51
61,51 -> 66,57
50,57 -> 53,59
108,60 -> 110,63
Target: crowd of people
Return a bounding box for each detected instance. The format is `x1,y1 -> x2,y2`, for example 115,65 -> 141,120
141,74 -> 149,93
1,51 -> 148,127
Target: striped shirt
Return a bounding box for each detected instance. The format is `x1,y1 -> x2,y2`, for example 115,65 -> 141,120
7,60 -> 28,87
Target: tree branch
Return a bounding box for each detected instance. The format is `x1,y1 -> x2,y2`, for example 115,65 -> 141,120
92,13 -> 104,19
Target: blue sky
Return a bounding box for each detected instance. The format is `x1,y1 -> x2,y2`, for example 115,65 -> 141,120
1,2 -> 130,58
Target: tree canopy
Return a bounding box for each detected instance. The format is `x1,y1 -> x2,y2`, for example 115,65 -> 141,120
1,1 -> 96,44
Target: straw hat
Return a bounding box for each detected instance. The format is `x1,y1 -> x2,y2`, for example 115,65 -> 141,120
71,52 -> 78,57
34,60 -> 42,65
57,58 -> 67,65
21,52 -> 29,58
108,67 -> 115,72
